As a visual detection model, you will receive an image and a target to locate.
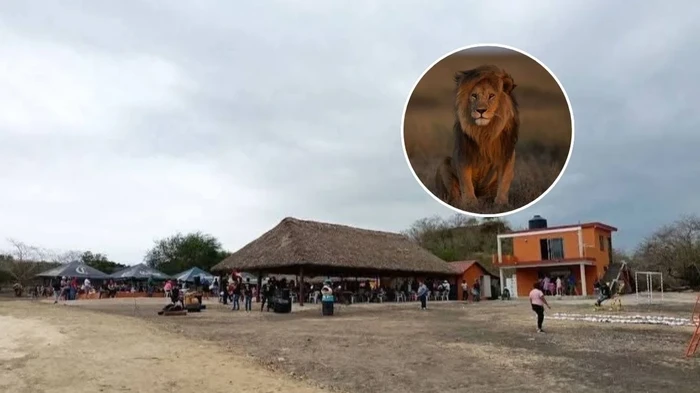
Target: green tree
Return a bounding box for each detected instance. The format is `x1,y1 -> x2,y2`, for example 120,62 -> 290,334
0,239 -> 57,285
80,251 -> 127,274
144,232 -> 228,274
632,215 -> 700,289
403,214 -> 513,273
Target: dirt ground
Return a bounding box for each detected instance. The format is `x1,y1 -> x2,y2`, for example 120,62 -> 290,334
2,293 -> 699,393
0,298 -> 326,393
403,48 -> 572,213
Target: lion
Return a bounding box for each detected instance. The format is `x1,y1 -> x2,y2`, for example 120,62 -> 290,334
434,65 -> 519,209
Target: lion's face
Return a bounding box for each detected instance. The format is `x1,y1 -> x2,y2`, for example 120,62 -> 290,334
468,80 -> 500,126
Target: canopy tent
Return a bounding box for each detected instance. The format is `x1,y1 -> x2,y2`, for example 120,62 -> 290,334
36,261 -> 110,280
110,263 -> 170,281
174,267 -> 214,283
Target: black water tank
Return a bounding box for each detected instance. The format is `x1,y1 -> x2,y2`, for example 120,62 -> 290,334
528,215 -> 548,230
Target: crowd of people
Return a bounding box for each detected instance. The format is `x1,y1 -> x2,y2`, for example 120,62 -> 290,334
29,276 -> 171,303
210,274 -> 485,312
537,275 -> 578,297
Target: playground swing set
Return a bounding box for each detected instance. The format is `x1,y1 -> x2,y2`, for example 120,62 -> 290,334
593,280 -> 625,312
592,261 -> 634,312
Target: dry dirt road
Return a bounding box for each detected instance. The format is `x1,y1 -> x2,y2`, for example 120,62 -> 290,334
0,300 -> 327,393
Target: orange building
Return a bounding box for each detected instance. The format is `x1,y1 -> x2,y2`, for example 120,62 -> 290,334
494,215 -> 617,298
449,261 -> 494,300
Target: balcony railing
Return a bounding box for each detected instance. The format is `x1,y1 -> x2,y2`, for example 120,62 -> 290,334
493,254 -> 518,264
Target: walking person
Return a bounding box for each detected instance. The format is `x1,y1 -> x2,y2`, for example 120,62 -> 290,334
529,282 -> 551,333
417,280 -> 429,310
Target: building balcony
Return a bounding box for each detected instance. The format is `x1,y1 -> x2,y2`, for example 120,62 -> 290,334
493,254 -> 597,268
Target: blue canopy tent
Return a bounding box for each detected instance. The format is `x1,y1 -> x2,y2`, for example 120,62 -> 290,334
174,267 -> 214,283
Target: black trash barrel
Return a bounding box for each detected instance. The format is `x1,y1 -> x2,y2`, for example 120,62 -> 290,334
322,300 -> 334,316
273,288 -> 292,313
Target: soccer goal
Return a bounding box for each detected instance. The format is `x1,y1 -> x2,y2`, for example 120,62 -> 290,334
635,271 -> 664,304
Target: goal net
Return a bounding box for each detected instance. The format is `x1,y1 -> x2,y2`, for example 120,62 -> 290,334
635,271 -> 664,304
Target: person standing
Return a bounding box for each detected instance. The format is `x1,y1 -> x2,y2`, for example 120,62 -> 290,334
320,279 -> 335,315
83,277 -> 92,298
417,281 -> 429,310
556,276 -> 563,296
472,279 -> 481,302
164,280 -> 173,299
461,280 -> 469,302
543,276 -> 551,295
60,276 -> 69,301
243,279 -> 253,312
146,275 -> 154,298
230,281 -> 240,310
52,276 -> 62,304
529,282 -> 551,333
260,282 -> 270,312
568,275 -> 576,296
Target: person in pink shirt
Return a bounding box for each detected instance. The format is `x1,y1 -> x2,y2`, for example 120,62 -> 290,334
164,280 -> 173,299
529,282 -> 551,333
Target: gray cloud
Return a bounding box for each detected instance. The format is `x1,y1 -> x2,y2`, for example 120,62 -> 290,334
1,0 -> 698,262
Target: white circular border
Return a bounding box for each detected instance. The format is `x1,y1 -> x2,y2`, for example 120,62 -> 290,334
401,43 -> 576,218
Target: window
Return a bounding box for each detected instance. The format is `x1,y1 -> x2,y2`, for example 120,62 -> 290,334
599,235 -> 605,251
539,237 -> 565,260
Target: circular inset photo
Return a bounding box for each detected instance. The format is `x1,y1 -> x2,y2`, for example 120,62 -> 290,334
402,44 -> 574,217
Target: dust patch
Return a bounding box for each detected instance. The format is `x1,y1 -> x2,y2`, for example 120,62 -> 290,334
0,315 -> 65,360
440,341 -> 565,368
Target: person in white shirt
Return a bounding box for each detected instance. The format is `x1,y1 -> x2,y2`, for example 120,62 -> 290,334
461,280 -> 469,302
555,277 -> 563,296
83,278 -> 91,296
442,280 -> 451,300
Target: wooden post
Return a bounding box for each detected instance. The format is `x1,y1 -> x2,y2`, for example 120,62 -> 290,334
256,271 -> 262,302
299,266 -> 305,307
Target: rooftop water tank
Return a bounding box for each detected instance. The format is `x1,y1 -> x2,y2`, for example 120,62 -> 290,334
528,215 -> 548,230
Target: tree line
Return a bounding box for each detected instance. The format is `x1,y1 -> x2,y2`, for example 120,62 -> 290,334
0,232 -> 231,285
3,214 -> 699,289
403,214 -> 700,290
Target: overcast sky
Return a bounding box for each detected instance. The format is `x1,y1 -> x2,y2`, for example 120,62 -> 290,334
1,1 -> 698,263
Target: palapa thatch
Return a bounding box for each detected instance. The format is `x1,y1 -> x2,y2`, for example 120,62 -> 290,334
211,217 -> 453,276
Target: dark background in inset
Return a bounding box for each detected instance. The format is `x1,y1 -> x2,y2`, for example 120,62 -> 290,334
404,47 -> 573,213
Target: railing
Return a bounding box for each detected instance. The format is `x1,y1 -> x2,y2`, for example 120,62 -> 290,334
492,254 -> 519,264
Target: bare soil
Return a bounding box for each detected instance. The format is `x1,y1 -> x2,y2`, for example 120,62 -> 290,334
0,299 -> 326,393
18,293 -> 697,393
2,293 -> 699,393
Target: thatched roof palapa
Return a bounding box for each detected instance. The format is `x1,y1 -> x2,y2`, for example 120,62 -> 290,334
212,217 -> 453,276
